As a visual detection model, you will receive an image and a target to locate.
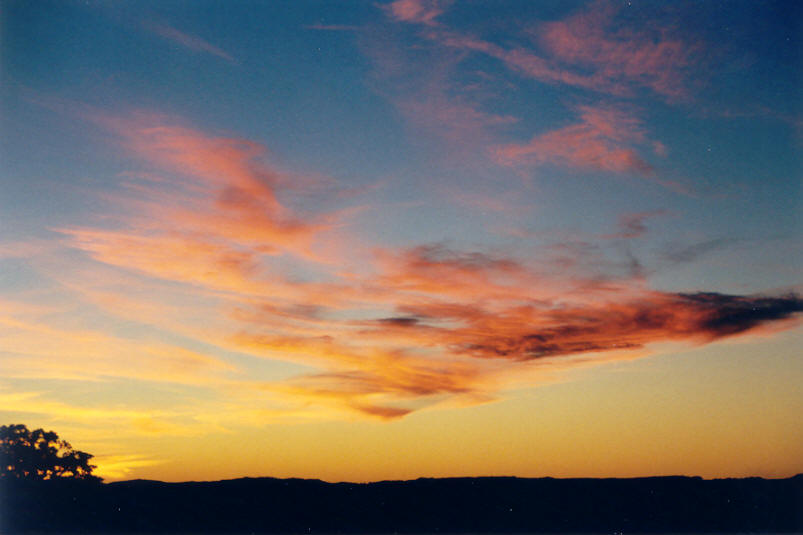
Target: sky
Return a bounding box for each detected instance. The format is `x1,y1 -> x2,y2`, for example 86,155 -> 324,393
0,0 -> 801,483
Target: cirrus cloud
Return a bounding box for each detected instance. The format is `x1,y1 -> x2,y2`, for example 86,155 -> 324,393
494,105 -> 655,175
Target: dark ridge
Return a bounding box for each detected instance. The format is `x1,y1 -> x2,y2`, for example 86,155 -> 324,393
2,474 -> 801,533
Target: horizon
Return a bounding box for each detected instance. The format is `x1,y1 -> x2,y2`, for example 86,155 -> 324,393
103,471 -> 803,485
1,0 -> 801,484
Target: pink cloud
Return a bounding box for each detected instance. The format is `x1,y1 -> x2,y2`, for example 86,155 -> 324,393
494,105 -> 654,175
423,2 -> 700,100
433,32 -> 615,94
539,1 -> 697,99
57,112 -> 338,308
385,0 -> 448,26
103,113 -> 322,247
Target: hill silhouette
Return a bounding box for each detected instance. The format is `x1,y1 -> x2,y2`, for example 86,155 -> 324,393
2,474 -> 801,533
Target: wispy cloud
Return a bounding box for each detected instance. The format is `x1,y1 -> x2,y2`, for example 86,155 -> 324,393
384,0 -> 449,26
143,21 -> 237,64
391,0 -> 701,100
604,211 -> 667,239
368,0 -> 701,186
660,238 -> 735,265
362,29 -> 516,155
68,111 -> 329,271
434,31 -> 609,94
494,104 -> 655,175
0,301 -> 233,385
396,86 -> 518,147
538,1 -> 699,99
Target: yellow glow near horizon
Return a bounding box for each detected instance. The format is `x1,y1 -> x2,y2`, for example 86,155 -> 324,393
6,330 -> 798,483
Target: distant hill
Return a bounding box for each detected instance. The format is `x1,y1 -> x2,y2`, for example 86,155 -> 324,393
2,474 -> 801,533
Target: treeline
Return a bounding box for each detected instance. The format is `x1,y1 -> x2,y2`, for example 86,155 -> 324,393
2,474 -> 802,533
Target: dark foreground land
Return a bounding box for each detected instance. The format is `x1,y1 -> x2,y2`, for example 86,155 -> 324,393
2,474 -> 802,533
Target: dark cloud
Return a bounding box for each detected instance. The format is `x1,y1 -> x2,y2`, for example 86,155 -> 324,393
448,292 -> 803,360
376,316 -> 421,327
680,292 -> 803,337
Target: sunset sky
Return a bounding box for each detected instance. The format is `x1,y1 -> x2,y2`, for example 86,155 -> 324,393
1,0 -> 801,483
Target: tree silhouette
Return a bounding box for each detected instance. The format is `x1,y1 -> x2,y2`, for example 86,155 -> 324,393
0,424 -> 101,482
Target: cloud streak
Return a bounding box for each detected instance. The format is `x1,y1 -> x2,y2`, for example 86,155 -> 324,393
393,0 -> 700,100
494,105 -> 655,175
361,26 -> 517,156
604,211 -> 667,239
63,111 -> 331,289
385,0 -> 449,26
538,1 -> 698,99
143,21 -> 237,64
